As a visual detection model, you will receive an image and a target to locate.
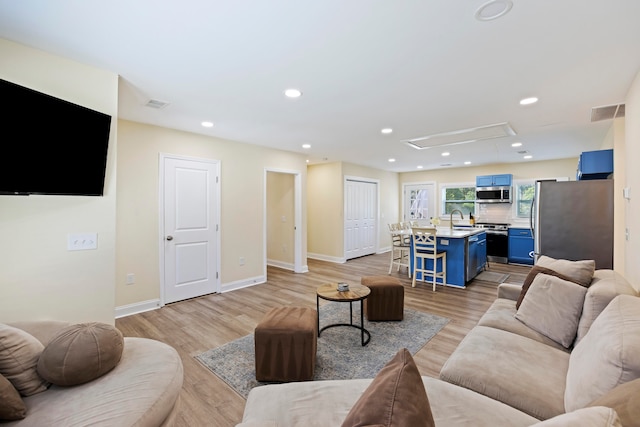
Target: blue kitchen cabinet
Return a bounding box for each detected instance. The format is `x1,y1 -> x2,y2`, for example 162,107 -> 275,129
476,174 -> 512,187
577,149 -> 613,180
508,228 -> 534,265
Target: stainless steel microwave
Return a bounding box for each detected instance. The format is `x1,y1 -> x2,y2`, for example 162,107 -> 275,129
476,186 -> 512,203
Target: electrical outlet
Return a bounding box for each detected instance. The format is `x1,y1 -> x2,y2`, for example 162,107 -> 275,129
239,257 -> 245,266
126,273 -> 135,285
67,233 -> 98,251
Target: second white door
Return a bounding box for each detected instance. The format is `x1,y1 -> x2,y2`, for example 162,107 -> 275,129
344,179 -> 377,260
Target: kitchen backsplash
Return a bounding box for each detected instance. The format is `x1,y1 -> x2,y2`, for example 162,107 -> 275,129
476,203 -> 528,225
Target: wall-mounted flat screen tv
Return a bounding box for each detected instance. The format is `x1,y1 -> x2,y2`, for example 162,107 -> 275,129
0,79 -> 112,196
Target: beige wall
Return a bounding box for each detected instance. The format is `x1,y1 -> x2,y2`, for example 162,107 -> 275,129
624,70 -> 640,291
266,172 -> 295,268
612,118 -> 626,273
116,120 -> 308,312
0,39 -> 118,324
307,162 -> 399,261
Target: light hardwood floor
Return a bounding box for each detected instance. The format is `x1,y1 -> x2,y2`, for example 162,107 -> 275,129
115,254 -> 532,427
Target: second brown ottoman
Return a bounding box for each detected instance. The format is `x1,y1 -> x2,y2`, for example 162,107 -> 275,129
361,276 -> 405,321
254,306 -> 317,382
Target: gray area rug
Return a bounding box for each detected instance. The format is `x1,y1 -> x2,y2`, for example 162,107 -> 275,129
196,303 -> 449,399
475,270 -> 510,283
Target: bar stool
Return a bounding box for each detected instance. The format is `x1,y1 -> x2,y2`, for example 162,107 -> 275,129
411,226 -> 446,291
388,223 -> 411,277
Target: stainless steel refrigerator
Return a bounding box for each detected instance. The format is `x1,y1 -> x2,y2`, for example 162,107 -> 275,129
531,179 -> 614,269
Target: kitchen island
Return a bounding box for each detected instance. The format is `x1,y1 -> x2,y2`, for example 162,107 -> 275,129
410,227 -> 487,288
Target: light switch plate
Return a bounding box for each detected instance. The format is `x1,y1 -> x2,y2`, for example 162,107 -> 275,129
67,233 -> 98,251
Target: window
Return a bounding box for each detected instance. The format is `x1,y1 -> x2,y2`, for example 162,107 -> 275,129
515,181 -> 535,218
441,184 -> 476,215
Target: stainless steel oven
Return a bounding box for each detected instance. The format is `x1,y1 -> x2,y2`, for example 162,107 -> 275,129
475,222 -> 510,263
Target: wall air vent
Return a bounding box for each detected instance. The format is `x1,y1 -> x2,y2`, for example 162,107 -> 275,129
145,99 -> 171,109
591,104 -> 625,122
404,122 -> 516,150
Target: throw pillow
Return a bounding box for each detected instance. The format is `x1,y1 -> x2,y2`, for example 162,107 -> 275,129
587,378 -> 640,427
528,406 -> 621,427
515,274 -> 587,348
565,295 -> 640,412
0,323 -> 50,396
340,348 -> 434,427
536,255 -> 596,286
37,322 -> 124,386
0,374 -> 27,421
516,265 -> 585,309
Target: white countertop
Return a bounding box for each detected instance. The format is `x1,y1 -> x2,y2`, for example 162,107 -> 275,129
434,227 -> 486,238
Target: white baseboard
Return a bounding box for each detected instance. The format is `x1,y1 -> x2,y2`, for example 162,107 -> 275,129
221,274 -> 267,293
267,259 -> 294,271
307,252 -> 346,264
115,299 -> 161,319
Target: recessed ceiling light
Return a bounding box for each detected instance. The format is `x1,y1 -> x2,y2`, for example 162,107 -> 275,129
381,128 -> 393,134
511,142 -> 522,147
464,161 -> 472,165
388,158 -> 396,162
201,121 -> 214,128
417,165 -> 423,169
524,155 -> 533,159
302,144 -> 311,149
306,159 -> 309,163
475,0 -> 513,21
441,152 -> 450,156
520,97 -> 538,105
284,88 -> 302,98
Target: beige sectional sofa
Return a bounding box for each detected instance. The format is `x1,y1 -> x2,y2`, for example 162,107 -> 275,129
1,320 -> 183,426
238,257 -> 640,426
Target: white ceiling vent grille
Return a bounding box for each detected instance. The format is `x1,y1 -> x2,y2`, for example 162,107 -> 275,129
591,104 -> 625,122
404,122 -> 516,150
145,99 -> 170,109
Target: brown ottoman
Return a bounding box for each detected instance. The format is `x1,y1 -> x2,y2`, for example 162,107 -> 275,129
361,276 -> 404,321
254,306 -> 318,382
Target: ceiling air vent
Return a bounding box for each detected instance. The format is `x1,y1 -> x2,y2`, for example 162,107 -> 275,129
591,104 -> 625,122
145,99 -> 170,109
404,122 -> 516,150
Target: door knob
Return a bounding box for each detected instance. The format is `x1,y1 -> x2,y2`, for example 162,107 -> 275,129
166,235 -> 173,241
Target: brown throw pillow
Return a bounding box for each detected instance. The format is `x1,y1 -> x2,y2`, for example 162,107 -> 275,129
340,348 -> 434,427
587,378 -> 640,427
0,323 -> 49,396
516,265 -> 585,309
37,322 -> 124,386
0,374 -> 27,420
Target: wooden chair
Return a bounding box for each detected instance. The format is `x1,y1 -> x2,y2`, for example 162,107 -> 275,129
388,223 -> 411,277
411,227 -> 446,291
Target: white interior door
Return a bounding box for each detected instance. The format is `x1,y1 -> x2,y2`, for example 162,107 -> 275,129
403,183 -> 436,225
162,155 -> 220,304
344,179 -> 377,260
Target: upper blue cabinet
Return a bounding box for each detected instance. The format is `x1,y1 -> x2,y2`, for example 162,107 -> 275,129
476,174 -> 512,187
577,149 -> 613,180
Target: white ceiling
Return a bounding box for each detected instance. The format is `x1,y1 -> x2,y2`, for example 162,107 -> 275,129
1,0 -> 639,172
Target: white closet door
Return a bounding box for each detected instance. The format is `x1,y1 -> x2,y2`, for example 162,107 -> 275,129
344,179 -> 377,260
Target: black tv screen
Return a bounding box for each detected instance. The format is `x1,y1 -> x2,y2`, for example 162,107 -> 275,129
0,79 -> 112,196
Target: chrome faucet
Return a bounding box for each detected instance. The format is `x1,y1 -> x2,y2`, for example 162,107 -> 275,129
450,209 -> 464,230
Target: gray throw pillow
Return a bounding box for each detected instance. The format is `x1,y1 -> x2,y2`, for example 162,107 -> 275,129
515,273 -> 587,348
536,255 -> 595,286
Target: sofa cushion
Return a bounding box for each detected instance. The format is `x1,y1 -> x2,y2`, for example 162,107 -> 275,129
0,323 -> 49,396
37,322 -> 124,386
587,378 -> 640,427
565,295 -> 640,412
516,265 -> 584,309
576,270 -> 638,344
341,348 -> 434,427
0,373 -> 27,420
515,274 -> 587,348
528,407 -> 621,427
536,255 -> 595,286
439,325 -> 569,420
240,376 -> 540,427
